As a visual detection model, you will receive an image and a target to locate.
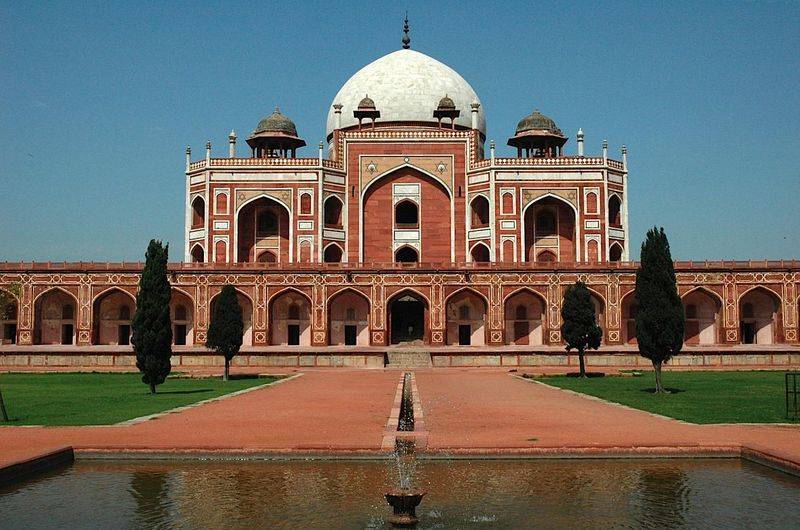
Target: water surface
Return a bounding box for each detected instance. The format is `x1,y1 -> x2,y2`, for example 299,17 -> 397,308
1,458 -> 798,529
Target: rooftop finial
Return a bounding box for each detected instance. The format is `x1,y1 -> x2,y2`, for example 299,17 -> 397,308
402,13 -> 410,49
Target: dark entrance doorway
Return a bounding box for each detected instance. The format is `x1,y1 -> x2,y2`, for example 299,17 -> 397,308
174,324 -> 187,345
118,325 -> 130,346
288,324 -> 300,345
741,322 -> 756,344
61,324 -> 73,345
390,294 -> 425,344
458,324 -> 471,345
344,325 -> 357,346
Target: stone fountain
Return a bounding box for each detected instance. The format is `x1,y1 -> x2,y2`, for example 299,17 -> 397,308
385,373 -> 426,527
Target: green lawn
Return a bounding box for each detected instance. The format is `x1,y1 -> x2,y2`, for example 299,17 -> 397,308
540,371 -> 797,424
0,373 -> 277,426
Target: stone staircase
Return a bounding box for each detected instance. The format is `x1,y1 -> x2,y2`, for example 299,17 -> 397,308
385,350 -> 433,369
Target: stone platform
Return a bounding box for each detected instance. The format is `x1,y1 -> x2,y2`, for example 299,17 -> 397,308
1,343 -> 798,370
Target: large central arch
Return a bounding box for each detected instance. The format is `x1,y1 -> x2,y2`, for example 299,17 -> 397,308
235,195 -> 291,263
362,167 -> 453,263
522,195 -> 578,262
387,289 -> 429,345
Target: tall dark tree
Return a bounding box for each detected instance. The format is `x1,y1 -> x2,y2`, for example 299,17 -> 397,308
206,285 -> 243,381
132,240 -> 172,394
635,227 -> 684,393
561,281 -> 603,377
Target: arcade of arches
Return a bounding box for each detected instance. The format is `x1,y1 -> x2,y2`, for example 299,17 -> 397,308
3,265 -> 799,349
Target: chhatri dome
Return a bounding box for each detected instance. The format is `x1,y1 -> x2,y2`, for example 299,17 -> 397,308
326,23 -> 485,140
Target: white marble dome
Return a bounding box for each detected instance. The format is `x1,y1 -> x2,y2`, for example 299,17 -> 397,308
326,49 -> 485,139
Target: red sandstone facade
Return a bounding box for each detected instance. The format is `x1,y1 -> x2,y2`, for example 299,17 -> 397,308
1,45 -> 798,361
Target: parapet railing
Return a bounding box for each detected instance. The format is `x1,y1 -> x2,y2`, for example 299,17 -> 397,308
187,158 -> 344,171
1,260 -> 798,273
188,156 -> 623,172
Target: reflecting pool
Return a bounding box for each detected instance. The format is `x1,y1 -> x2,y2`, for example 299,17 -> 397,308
1,458 -> 798,529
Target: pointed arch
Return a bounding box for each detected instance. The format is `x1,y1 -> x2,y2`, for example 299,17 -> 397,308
395,199 -> 419,228
620,289 -> 639,345
268,287 -> 312,346
190,243 -> 205,263
323,242 -> 344,263
33,287 -> 79,345
209,288 -> 254,346
608,194 -> 622,228
503,287 -> 547,345
395,245 -> 419,263
681,286 -> 722,345
328,288 -> 371,346
171,287 -> 195,346
609,242 -> 623,262
0,288 -> 19,344
361,164 -> 453,200
92,287 -> 136,345
191,195 -> 206,229
738,286 -> 782,345
522,193 -> 579,262
469,242 -> 491,263
470,194 -> 490,229
445,287 -> 488,346
323,195 -> 344,229
387,288 -> 430,345
234,193 -> 293,263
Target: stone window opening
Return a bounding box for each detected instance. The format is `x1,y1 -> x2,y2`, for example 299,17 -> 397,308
609,195 -> 622,228
256,209 -> 278,238
300,193 -> 312,215
395,200 -> 419,229
191,196 -> 205,229
470,243 -> 490,263
470,195 -> 490,229
190,244 -> 205,263
395,246 -> 419,263
119,305 -> 131,320
323,196 -> 344,229
323,244 -> 343,263
515,304 -> 527,320
61,304 -> 74,320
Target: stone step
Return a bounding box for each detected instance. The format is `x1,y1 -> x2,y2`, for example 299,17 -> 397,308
386,351 -> 432,368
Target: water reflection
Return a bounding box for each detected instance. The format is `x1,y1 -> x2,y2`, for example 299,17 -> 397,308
1,459 -> 798,529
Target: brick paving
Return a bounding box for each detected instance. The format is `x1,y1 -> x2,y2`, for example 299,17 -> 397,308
1,368 -> 798,476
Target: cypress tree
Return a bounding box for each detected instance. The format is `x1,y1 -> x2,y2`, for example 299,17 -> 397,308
206,285 -> 243,381
635,227 -> 684,393
132,240 -> 172,394
561,281 -> 603,377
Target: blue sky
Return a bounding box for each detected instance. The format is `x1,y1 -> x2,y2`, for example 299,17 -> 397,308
1,0 -> 798,261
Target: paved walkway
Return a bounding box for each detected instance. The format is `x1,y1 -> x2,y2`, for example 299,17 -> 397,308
0,370 -> 398,467
1,369 -> 799,475
415,370 -> 800,464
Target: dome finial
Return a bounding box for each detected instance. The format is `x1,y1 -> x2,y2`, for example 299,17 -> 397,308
402,13 -> 411,49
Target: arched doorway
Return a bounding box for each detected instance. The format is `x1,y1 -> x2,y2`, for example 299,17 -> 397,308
323,244 -> 343,263
92,288 -> 135,345
363,167 -> 451,263
388,291 -> 428,345
504,289 -> 545,345
524,196 -> 576,262
237,196 -> 290,263
682,289 -> 721,345
328,290 -> 370,346
0,290 -> 18,344
470,195 -> 490,229
33,288 -> 77,345
171,290 -> 194,346
446,289 -> 487,346
190,244 -> 205,263
609,243 -> 623,262
470,243 -> 490,263
323,196 -> 344,229
210,290 -> 253,346
256,249 -> 277,263
739,288 -> 780,345
191,196 -> 205,229
269,289 -> 311,346
621,293 -> 638,345
589,290 -> 605,344
395,246 -> 419,263
608,195 -> 622,228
